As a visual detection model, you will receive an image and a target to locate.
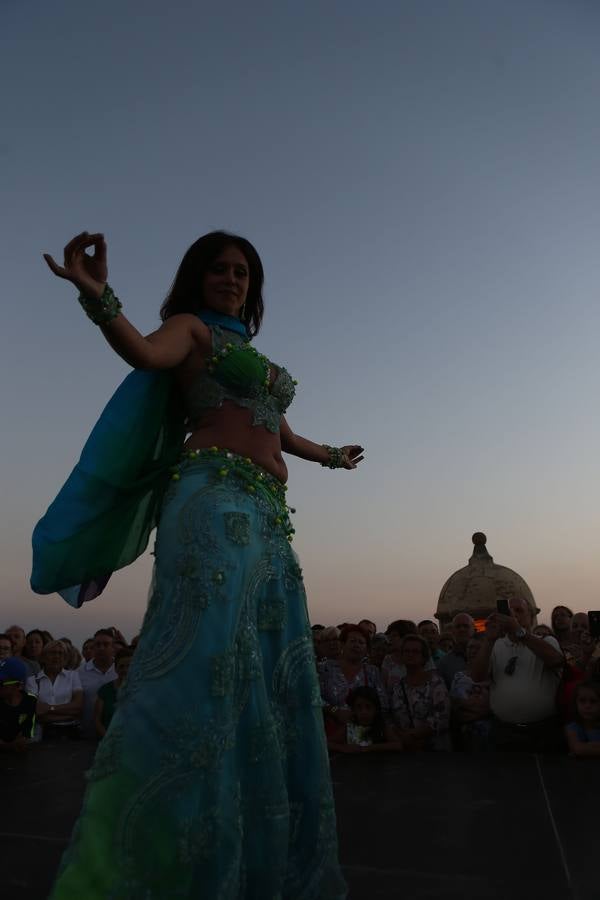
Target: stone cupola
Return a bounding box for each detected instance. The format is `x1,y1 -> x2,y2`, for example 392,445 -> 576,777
435,533 -> 539,630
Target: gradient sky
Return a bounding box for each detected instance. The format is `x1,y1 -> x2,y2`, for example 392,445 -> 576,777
3,1 -> 600,646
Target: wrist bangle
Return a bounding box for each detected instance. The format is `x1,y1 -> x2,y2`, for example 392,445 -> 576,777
320,445 -> 346,469
78,284 -> 122,325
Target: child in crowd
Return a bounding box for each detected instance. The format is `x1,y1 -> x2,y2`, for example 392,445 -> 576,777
327,686 -> 404,754
565,680 -> 600,758
0,657 -> 37,752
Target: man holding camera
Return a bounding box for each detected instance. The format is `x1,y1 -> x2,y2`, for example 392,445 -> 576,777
471,597 -> 564,752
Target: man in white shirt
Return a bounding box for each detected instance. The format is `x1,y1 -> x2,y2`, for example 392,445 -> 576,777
79,629 -> 117,738
471,598 -> 564,752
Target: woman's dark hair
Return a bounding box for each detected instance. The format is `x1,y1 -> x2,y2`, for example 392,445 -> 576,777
400,633 -> 431,663
571,679 -> 600,724
160,231 -> 264,337
385,619 -> 417,639
551,606 -> 573,628
25,629 -> 49,644
339,624 -> 371,648
347,686 -> 386,743
23,629 -> 49,661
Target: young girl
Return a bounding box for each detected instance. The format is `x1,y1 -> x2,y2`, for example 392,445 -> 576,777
565,680 -> 600,758
327,686 -> 404,753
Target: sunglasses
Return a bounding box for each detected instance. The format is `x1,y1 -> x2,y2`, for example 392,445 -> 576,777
504,656 -> 518,676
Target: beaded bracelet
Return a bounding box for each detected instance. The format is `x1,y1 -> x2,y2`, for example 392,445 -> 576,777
320,445 -> 347,469
78,284 -> 123,325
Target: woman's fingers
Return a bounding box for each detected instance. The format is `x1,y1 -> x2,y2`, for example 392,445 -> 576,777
63,231 -> 103,266
341,445 -> 365,468
90,233 -> 107,262
43,253 -> 68,278
63,231 -> 90,261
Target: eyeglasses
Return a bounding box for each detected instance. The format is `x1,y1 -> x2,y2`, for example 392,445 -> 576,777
504,656 -> 518,676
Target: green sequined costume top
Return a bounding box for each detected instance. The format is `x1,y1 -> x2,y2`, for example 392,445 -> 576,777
183,325 -> 297,433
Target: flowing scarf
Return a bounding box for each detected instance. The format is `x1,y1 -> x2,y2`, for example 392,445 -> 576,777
30,311 -> 248,607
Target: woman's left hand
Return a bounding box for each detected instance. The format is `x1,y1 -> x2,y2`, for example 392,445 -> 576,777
340,445 -> 365,470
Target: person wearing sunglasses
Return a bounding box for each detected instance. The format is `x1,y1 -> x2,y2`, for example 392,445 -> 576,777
470,597 -> 564,752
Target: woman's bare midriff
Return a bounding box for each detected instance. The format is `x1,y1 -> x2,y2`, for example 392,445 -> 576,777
183,403 -> 289,483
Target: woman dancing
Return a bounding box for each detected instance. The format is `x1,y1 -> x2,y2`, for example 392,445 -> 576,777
32,230 -> 363,899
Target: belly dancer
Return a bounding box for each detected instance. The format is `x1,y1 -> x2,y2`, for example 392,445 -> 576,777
32,230 -> 363,899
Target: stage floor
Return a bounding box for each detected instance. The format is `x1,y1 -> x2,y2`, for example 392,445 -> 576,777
2,743 -> 597,899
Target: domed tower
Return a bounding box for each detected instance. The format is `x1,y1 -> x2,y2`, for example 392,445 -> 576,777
435,533 -> 539,631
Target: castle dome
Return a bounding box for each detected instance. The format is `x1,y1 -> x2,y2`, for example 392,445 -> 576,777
435,533 -> 539,629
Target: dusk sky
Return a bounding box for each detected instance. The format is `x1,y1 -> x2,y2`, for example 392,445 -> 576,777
3,1 -> 600,645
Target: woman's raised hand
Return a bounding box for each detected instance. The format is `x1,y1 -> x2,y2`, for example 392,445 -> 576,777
43,232 -> 108,301
341,445 -> 365,470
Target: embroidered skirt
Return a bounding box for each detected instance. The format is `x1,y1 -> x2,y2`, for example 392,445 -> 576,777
51,450 -> 347,900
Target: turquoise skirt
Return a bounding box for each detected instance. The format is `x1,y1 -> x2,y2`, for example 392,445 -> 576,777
51,449 -> 347,899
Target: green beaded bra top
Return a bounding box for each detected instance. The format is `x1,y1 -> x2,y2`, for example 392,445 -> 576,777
183,325 -> 297,434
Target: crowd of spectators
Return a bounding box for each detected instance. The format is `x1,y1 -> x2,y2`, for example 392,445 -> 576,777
312,606 -> 600,756
1,604 -> 599,760
0,626 -> 132,750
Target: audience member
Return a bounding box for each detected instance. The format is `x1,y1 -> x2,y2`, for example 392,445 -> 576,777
565,680 -> 600,758
311,625 -> 325,657
417,620 -> 446,663
79,629 -> 117,738
327,686 -> 404,754
471,599 -> 564,752
0,634 -> 13,660
567,614 -> 599,674
551,605 -> 573,639
318,626 -> 341,662
95,651 -> 133,738
5,625 -> 40,676
24,629 -> 49,668
556,607 -> 597,671
57,637 -> 81,670
382,620 -> 435,693
81,638 -> 94,662
319,625 -> 387,736
0,657 -> 37,752
68,647 -> 83,670
571,613 -> 589,637
358,619 -> 377,639
32,641 -> 83,740
439,633 -> 455,654
533,625 -> 555,638
369,633 -> 391,668
449,635 -> 491,751
437,614 -> 475,689
389,635 -> 451,750
551,605 -> 585,667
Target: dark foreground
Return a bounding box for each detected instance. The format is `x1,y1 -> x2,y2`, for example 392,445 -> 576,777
2,743 -> 598,900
